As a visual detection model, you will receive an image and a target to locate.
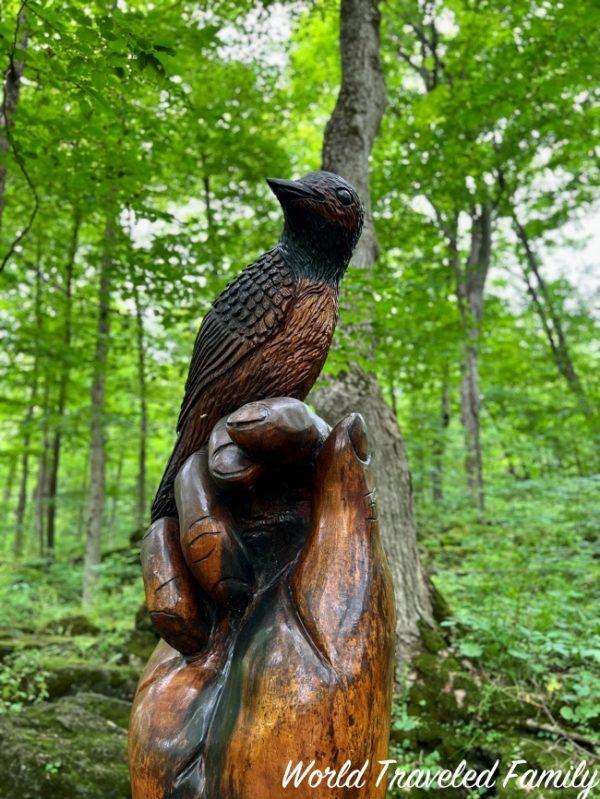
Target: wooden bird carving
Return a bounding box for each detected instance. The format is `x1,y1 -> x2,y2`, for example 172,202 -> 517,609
151,171 -> 364,522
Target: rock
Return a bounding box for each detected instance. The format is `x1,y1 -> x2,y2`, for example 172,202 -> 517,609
391,649 -> 590,798
124,603 -> 158,667
40,656 -> 139,702
41,615 -> 100,637
0,692 -> 130,798
0,634 -> 78,661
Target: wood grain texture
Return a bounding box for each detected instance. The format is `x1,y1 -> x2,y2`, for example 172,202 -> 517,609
130,410 -> 395,799
151,171 -> 364,523
151,274 -> 338,522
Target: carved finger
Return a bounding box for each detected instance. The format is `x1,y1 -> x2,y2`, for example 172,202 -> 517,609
290,414 -> 395,672
226,397 -> 329,464
208,416 -> 265,489
175,449 -> 254,613
141,517 -> 210,656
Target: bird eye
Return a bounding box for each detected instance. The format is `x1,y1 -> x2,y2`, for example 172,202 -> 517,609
336,188 -> 353,206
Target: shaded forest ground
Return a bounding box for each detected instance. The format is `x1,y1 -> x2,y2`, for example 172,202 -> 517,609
0,465 -> 596,797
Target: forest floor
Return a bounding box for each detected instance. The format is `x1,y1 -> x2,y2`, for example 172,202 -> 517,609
0,474 -> 597,798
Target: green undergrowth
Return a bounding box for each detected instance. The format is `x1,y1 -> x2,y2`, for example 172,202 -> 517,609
0,547 -> 143,635
418,475 -> 599,741
397,472 -> 600,796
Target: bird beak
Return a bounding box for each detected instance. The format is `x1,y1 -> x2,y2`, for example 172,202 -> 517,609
266,178 -> 318,203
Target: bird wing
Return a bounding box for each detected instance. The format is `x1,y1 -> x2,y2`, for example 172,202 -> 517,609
177,248 -> 296,433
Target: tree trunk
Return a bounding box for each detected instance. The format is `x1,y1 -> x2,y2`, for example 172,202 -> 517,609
432,372 -> 450,503
46,213 -> 80,556
322,0 -> 385,268
77,448 -> 90,537
132,275 -> 148,535
316,0 -> 433,669
15,391 -> 35,557
82,220 -> 113,605
14,252 -> 42,557
33,380 -> 51,557
512,214 -> 594,421
109,448 -> 125,536
3,458 -> 15,506
457,207 -> 492,514
0,7 -> 27,231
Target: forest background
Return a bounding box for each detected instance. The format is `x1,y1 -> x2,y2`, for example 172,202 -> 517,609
0,0 -> 598,796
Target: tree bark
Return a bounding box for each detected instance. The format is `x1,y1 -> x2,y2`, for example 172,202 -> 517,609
322,0 -> 385,268
14,389 -> 36,557
46,214 -> 80,556
316,0 -> 433,669
432,371 -> 450,503
109,448 -> 125,535
456,207 -> 492,514
132,274 -> 148,535
3,457 -> 15,506
77,448 -> 90,538
82,220 -> 113,605
14,252 -> 42,557
0,6 -> 27,232
33,379 -> 51,557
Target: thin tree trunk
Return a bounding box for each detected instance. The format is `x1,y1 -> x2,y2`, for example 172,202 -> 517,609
109,448 -> 125,535
15,393 -> 35,556
512,214 -> 593,420
0,7 -> 27,231
3,458 -> 15,506
46,213 -> 80,557
82,220 -> 113,605
33,379 -> 51,557
457,207 -> 492,514
132,275 -> 148,535
432,371 -> 450,503
14,251 -> 42,556
315,0 -> 433,669
77,448 -> 90,537
389,373 -> 398,419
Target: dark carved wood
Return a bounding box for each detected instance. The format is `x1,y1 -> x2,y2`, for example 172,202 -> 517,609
130,399 -> 395,798
131,174 -> 394,797
151,172 -> 364,521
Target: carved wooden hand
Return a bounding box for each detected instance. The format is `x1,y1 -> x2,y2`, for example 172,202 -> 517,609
129,398 -> 395,799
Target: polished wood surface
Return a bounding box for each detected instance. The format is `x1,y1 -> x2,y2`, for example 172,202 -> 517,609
151,172 -> 364,521
130,398 -> 395,798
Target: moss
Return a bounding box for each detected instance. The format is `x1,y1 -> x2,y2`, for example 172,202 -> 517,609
125,603 -> 159,666
40,656 -> 139,702
491,735 -> 585,798
125,628 -> 158,665
429,582 -> 452,625
390,649 -> 589,798
67,692 -> 131,730
418,620 -> 447,654
0,634 -> 78,660
41,615 -> 100,637
0,693 -> 129,798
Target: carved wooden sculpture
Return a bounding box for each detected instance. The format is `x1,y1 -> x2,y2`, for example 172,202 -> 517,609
130,173 -> 394,797
130,399 -> 395,798
151,171 -> 364,522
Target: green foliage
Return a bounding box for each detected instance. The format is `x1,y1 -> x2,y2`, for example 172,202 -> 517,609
0,651 -> 50,714
421,474 -> 600,737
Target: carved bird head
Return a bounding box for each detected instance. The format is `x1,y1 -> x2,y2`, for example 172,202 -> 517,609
267,171 -> 364,282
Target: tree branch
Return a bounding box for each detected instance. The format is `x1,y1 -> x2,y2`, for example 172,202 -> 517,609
0,2 -> 39,274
